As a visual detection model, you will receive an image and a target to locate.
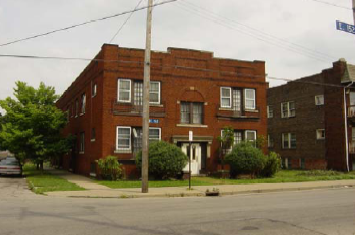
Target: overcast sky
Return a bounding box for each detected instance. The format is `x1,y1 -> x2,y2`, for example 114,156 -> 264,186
0,0 -> 354,102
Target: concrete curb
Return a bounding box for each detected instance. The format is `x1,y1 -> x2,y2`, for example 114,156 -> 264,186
50,184 -> 355,199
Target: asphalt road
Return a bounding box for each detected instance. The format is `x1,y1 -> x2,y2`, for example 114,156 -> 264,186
0,176 -> 355,235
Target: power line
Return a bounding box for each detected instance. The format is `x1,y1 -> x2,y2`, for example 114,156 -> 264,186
109,0 -> 145,44
174,1 -> 331,64
180,0 -> 335,61
304,0 -> 352,10
0,0 -> 177,48
0,53 -> 347,88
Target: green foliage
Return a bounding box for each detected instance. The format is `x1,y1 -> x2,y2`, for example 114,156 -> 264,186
225,141 -> 266,178
136,141 -> 188,179
96,156 -> 123,181
256,135 -> 267,149
297,170 -> 341,176
260,151 -> 281,177
0,81 -> 71,167
217,126 -> 234,154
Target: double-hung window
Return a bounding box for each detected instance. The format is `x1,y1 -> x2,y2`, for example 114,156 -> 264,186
245,130 -> 257,143
244,89 -> 256,110
92,83 -> 97,97
281,101 -> 295,118
180,102 -> 203,124
75,99 -> 79,117
267,105 -> 273,118
132,127 -> 161,154
282,133 -> 296,149
118,79 -> 131,102
80,132 -> 85,153
220,87 -> 232,108
81,93 -> 86,114
116,127 -> 131,150
149,81 -> 160,104
315,95 -> 324,105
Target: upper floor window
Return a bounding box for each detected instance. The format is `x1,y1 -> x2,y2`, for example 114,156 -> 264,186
79,132 -> 85,153
118,79 -> 131,102
81,93 -> 86,115
282,133 -> 296,149
244,89 -> 256,110
92,83 -> 97,97
91,128 -> 96,141
267,105 -> 273,118
220,87 -> 232,108
75,99 -> 79,117
245,130 -> 257,143
268,135 -> 274,148
180,102 -> 203,124
315,95 -> 324,105
281,101 -> 295,118
149,81 -> 160,104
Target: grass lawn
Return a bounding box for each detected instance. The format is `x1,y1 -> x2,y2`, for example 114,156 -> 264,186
23,164 -> 85,194
98,170 -> 355,189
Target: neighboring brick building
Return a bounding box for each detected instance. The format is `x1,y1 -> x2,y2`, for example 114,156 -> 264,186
267,59 -> 355,171
57,44 -> 268,178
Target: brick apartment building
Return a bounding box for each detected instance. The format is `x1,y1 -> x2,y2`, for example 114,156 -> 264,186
267,59 -> 355,171
56,44 -> 268,178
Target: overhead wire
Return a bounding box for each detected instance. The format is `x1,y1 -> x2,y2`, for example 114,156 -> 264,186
0,0 -> 177,47
304,0 -> 352,10
175,0 -> 332,63
109,0 -> 145,43
0,53 -> 347,88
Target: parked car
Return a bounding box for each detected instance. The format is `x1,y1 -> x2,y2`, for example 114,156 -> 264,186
0,158 -> 22,176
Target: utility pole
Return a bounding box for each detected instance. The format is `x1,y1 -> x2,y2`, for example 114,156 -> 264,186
142,0 -> 153,193
353,0 -> 355,24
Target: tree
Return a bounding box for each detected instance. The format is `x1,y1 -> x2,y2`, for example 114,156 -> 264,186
0,81 -> 72,170
217,126 -> 234,172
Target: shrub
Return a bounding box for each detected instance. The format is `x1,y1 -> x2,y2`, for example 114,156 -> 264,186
260,151 -> 281,177
136,141 -> 188,179
96,156 -> 123,180
225,141 -> 266,178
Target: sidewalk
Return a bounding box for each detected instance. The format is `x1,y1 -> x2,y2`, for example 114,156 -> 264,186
45,169 -> 355,199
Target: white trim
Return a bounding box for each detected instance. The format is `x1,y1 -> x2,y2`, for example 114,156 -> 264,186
316,129 -> 325,140
245,130 -> 257,142
92,83 -> 97,98
149,127 -> 161,141
315,95 -> 324,105
267,105 -> 273,118
244,89 -> 256,110
116,126 -> 131,151
281,101 -> 295,118
176,124 -> 208,128
117,79 -> 131,103
220,87 -> 232,108
149,81 -> 161,104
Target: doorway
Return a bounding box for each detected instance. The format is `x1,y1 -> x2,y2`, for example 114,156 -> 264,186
181,143 -> 202,175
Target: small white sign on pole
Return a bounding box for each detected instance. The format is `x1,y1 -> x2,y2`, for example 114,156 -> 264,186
189,131 -> 193,142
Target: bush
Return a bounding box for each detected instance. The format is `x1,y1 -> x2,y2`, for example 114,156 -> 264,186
136,141 -> 188,179
225,141 -> 266,178
96,156 -> 123,180
260,152 -> 281,177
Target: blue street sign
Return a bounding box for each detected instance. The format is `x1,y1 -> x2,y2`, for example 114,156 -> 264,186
336,20 -> 355,35
149,119 -> 159,124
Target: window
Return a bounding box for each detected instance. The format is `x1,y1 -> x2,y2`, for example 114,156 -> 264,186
220,87 -> 232,108
234,131 -> 243,145
315,95 -> 324,105
267,105 -> 273,118
92,83 -> 97,97
268,135 -> 274,148
300,158 -> 305,169
244,89 -> 256,110
116,127 -> 131,150
149,81 -> 160,104
91,128 -> 96,141
75,99 -> 79,117
132,127 -> 161,154
316,129 -> 325,139
118,79 -> 131,102
66,106 -> 70,122
245,130 -> 257,143
180,102 -> 203,124
281,101 -> 295,118
282,133 -> 296,149
80,132 -> 85,153
81,93 -> 86,114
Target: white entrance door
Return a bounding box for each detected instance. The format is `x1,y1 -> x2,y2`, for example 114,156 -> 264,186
182,143 -> 202,175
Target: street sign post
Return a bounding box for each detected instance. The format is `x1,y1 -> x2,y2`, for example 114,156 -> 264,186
188,131 -> 193,190
336,20 -> 355,35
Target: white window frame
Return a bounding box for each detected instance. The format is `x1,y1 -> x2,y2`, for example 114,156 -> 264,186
117,79 -> 131,103
244,89 -> 256,110
315,95 -> 324,105
92,83 -> 97,98
149,81 -> 161,104
149,127 -> 161,141
245,130 -> 257,143
75,99 -> 79,118
116,126 -> 131,151
220,87 -> 232,108
267,105 -> 273,118
316,129 -> 325,140
282,133 -> 296,149
81,93 -> 86,115
281,101 -> 295,118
